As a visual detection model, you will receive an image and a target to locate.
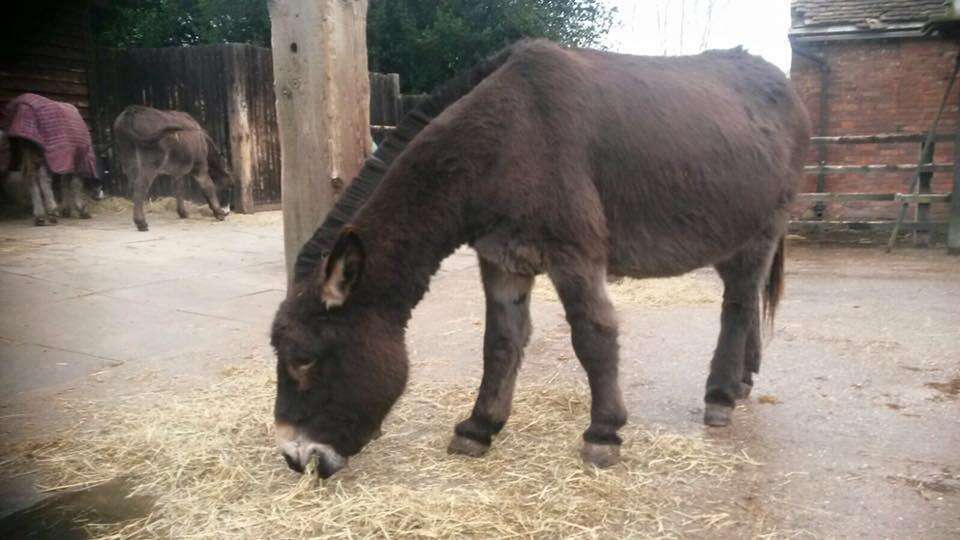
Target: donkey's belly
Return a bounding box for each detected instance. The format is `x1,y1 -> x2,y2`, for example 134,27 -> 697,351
606,206 -> 775,279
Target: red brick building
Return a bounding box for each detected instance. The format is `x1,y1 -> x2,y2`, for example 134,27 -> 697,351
789,0 -> 957,222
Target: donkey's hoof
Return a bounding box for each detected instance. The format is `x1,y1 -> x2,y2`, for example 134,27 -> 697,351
177,209 -> 189,219
60,208 -> 72,218
581,442 -> 620,468
213,211 -> 227,221
447,435 -> 490,458
135,221 -> 149,232
33,216 -> 46,226
704,403 -> 733,427
79,209 -> 92,219
736,382 -> 753,400
45,214 -> 58,224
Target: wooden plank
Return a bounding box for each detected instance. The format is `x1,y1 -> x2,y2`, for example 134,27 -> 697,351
914,141 -> 936,247
797,192 -> 952,204
369,72 -> 401,127
804,163 -> 954,174
0,77 -> 88,97
951,118 -> 960,255
895,193 -> 952,204
810,133 -> 953,144
796,192 -> 898,202
790,220 -> 949,232
0,68 -> 87,84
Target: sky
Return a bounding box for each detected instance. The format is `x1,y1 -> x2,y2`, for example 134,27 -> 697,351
602,0 -> 794,72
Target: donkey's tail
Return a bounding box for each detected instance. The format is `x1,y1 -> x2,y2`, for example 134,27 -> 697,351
292,41 -> 521,283
762,235 -> 786,329
203,133 -> 231,181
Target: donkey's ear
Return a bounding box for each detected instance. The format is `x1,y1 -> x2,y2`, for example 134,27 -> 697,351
321,228 -> 365,309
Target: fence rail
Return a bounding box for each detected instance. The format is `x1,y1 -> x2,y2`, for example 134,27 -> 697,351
809,133 -> 954,144
803,163 -> 954,174
793,131 -> 958,251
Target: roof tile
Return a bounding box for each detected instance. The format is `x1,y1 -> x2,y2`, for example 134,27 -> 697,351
792,0 -> 946,28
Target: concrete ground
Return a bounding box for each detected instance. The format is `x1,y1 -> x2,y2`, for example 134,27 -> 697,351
0,208 -> 958,538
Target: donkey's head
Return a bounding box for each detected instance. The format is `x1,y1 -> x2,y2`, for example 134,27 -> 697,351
271,229 -> 408,478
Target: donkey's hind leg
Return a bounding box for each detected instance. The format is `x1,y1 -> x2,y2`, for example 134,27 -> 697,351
132,170 -> 155,231
704,234 -> 779,426
63,175 -> 90,219
173,176 -> 189,218
29,174 -> 47,226
193,173 -> 227,221
550,263 -> 627,468
37,166 -> 58,224
449,258 -> 534,457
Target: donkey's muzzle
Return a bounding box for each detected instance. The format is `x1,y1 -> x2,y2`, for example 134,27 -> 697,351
276,424 -> 346,478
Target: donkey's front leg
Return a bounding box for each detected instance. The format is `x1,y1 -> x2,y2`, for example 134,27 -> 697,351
551,265 -> 627,468
449,258 -> 533,457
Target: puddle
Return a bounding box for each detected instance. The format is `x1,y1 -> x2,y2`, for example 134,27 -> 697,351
0,477 -> 154,539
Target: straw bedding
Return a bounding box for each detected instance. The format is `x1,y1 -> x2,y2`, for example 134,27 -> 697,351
3,364 -> 754,539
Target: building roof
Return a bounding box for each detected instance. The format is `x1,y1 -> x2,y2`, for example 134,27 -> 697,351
790,0 -> 950,42
792,0 -> 946,28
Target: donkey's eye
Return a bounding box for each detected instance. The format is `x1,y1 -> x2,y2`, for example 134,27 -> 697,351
289,357 -> 316,368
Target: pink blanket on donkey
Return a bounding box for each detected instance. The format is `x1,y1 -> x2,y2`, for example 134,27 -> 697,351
2,93 -> 96,178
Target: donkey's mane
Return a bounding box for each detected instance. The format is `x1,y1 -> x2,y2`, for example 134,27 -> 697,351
291,42 -> 519,283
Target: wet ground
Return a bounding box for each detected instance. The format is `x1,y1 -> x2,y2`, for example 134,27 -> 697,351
0,209 -> 957,538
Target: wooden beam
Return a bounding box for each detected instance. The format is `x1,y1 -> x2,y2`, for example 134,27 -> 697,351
270,0 -> 371,284
914,141 -> 936,247
790,220 -> 949,232
796,192 -> 898,202
895,193 -> 952,204
804,163 -> 954,174
810,133 -> 953,144
796,193 -> 952,203
951,114 -> 960,255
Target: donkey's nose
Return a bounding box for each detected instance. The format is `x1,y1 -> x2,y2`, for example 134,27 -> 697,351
276,424 -> 346,478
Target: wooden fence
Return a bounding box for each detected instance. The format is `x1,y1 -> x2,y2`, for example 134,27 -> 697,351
792,131 -> 960,252
91,43 -> 422,212
92,43 -> 280,212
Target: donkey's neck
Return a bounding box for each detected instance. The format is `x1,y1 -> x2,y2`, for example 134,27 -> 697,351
348,132 -> 492,323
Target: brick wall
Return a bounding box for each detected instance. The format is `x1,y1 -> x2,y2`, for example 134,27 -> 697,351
790,37 -> 958,220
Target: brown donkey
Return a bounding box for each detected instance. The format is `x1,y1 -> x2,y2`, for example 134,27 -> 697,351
272,39 -> 811,477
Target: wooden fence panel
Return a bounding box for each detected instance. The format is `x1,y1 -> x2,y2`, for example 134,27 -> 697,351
369,72 -> 401,128
92,44 -> 281,210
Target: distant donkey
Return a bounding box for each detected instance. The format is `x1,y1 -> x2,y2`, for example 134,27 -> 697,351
1,94 -> 98,225
271,40 -> 811,478
113,105 -> 233,231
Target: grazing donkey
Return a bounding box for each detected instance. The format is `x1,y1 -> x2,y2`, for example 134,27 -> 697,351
113,106 -> 233,231
271,40 -> 811,478
2,94 -> 97,225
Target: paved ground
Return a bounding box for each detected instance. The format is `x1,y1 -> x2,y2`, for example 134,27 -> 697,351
0,208 -> 958,537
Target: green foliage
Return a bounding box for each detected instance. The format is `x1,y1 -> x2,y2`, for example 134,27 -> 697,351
94,0 -> 270,49
94,0 -> 615,92
367,0 -> 616,92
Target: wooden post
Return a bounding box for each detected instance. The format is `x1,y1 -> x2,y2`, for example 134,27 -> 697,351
226,44 -> 255,214
914,140 -> 935,247
950,116 -> 960,255
269,0 -> 371,283
369,72 -> 401,126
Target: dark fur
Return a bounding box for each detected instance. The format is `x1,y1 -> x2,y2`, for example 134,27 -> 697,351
113,105 -> 233,231
272,39 -> 811,470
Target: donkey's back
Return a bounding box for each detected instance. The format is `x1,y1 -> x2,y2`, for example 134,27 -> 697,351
473,41 -> 810,279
